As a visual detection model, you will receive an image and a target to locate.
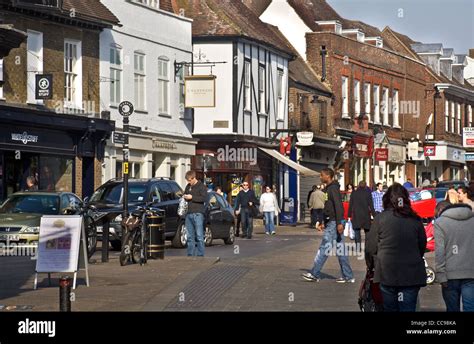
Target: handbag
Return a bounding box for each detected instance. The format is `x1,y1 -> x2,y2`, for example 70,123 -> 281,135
177,197 -> 188,217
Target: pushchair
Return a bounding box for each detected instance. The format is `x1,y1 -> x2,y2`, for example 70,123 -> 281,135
358,269 -> 384,312
424,222 -> 436,285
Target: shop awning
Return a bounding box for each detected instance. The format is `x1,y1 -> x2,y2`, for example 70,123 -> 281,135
258,147 -> 320,176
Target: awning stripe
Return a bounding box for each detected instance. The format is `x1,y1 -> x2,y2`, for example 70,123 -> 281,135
259,147 -> 320,176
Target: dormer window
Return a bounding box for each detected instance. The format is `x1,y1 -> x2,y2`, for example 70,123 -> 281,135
341,29 -> 365,42
132,0 -> 159,9
14,0 -> 61,8
316,20 -> 342,34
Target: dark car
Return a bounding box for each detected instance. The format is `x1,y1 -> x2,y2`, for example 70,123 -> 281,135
201,191 -> 235,246
0,191 -> 82,247
437,180 -> 468,189
89,178 -> 186,249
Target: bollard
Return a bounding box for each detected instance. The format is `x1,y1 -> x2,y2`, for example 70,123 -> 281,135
147,212 -> 165,259
102,220 -> 110,263
59,276 -> 72,312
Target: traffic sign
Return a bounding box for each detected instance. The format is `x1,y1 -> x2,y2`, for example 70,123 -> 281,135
424,145 -> 436,157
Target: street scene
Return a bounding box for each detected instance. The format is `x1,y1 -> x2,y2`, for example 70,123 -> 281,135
0,1 -> 473,338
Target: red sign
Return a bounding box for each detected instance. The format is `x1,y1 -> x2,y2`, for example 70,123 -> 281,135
352,135 -> 374,158
279,136 -> 292,155
375,148 -> 389,161
424,145 -> 436,157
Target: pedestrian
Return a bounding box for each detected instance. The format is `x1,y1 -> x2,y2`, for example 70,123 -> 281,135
371,182 -> 385,215
457,186 -> 474,211
25,176 -> 38,191
434,201 -> 474,312
234,181 -> 258,239
302,168 -> 354,283
366,183 -> 427,312
307,185 -> 317,209
403,178 -> 414,189
348,181 -> 375,252
432,179 -> 439,188
259,185 -> 280,235
215,185 -> 227,200
308,184 -> 325,229
183,170 -> 208,257
446,186 -> 459,204
234,185 -> 244,237
345,183 -> 354,202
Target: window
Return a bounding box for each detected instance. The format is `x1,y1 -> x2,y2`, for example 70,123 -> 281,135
134,52 -> 146,111
445,100 -> 450,132
354,79 -> 360,117
277,68 -> 284,120
457,103 -> 461,135
392,89 -> 399,127
342,76 -> 349,117
373,85 -> 380,123
64,40 -> 81,107
318,101 -> 327,133
133,0 -> 159,8
469,105 -> 473,127
0,59 -> 3,99
451,101 -> 455,133
169,182 -> 184,198
27,30 -> 43,104
178,66 -> 188,117
158,57 -> 169,114
258,64 -> 266,113
364,83 -> 370,121
110,47 -> 122,106
382,87 -> 389,125
244,60 -> 251,111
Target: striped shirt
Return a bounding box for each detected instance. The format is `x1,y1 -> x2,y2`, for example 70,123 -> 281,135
372,190 -> 384,213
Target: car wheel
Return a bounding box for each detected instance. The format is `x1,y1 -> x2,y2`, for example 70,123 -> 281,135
172,222 -> 187,248
110,240 -> 122,251
224,225 -> 235,245
84,215 -> 97,259
426,267 -> 436,285
204,225 -> 213,246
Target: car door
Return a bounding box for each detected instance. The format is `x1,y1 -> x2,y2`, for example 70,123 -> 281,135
216,194 -> 234,232
207,192 -> 224,236
155,182 -> 178,233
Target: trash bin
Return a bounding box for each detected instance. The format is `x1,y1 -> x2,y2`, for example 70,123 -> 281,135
147,210 -> 165,259
280,197 -> 297,225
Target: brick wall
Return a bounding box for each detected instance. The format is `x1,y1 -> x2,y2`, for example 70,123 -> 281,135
75,157 -> 83,199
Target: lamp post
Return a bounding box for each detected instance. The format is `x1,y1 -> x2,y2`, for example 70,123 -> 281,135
118,101 -> 134,221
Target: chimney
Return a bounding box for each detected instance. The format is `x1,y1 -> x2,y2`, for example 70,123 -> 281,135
440,48 -> 455,80
470,49 -> 474,59
452,54 -> 466,85
411,43 -> 443,76
316,20 -> 342,34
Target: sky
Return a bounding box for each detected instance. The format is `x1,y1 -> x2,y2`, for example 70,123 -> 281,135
327,0 -> 474,55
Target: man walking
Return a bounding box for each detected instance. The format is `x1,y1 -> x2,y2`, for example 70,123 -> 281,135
435,201 -> 474,311
302,168 -> 354,283
371,182 -> 385,215
234,181 -> 258,239
308,185 -> 325,229
183,170 -> 208,256
348,181 -> 375,252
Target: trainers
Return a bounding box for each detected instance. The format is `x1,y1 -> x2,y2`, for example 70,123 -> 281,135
315,221 -> 320,229
336,277 -> 355,283
346,278 -> 355,283
271,232 -> 276,235
265,232 -> 270,235
302,272 -> 320,282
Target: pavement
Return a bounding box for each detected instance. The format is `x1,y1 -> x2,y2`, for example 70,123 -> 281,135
0,224 -> 446,312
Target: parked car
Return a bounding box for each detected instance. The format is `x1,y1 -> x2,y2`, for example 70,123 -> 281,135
201,191 -> 235,246
436,180 -> 468,188
89,178 -> 186,250
408,188 -> 436,221
0,191 -> 82,247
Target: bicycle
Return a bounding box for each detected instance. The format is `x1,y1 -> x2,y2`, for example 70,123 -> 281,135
119,203 -> 159,266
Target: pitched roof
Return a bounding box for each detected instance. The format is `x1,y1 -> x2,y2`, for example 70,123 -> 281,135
170,0 -> 294,57
286,0 -> 393,50
0,0 -> 119,26
264,23 -> 331,95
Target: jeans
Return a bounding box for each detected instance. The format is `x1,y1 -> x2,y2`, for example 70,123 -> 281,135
310,209 -> 324,227
311,221 -> 353,279
380,285 -> 420,312
264,211 -> 275,233
185,213 -> 205,256
442,279 -> 474,312
354,228 -> 368,253
240,208 -> 253,238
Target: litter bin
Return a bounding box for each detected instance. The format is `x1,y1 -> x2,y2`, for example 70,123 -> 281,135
147,210 -> 165,259
280,197 -> 297,225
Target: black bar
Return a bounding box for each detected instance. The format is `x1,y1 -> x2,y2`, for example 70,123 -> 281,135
59,276 -> 72,312
102,220 -> 110,263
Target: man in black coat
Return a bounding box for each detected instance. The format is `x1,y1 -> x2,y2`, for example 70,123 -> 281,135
234,181 -> 259,239
348,181 -> 375,252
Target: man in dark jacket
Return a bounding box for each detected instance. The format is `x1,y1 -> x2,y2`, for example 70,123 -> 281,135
348,181 -> 375,252
183,170 -> 208,256
302,168 -> 354,283
234,181 -> 258,239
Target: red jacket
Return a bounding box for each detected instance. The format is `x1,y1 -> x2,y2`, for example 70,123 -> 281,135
425,222 -> 435,252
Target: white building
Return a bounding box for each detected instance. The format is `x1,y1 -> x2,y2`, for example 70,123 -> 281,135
99,0 -> 197,188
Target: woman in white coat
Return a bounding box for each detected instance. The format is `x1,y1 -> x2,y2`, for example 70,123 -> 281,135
260,185 -> 280,235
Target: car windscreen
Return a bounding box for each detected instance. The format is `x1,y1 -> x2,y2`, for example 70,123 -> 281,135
0,195 -> 60,215
91,183 -> 148,203
435,189 -> 448,199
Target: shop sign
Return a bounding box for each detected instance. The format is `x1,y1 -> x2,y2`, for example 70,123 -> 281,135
185,75 -> 216,108
11,131 -> 39,145
463,128 -> 474,148
407,141 -> 419,159
388,145 -> 405,163
152,140 -> 177,150
464,152 -> 474,161
296,132 -> 314,146
375,148 -> 388,161
424,145 -> 436,157
352,135 -> 373,158
35,74 -> 53,100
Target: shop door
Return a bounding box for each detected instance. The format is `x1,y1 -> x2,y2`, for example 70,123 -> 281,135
82,157 -> 95,199
3,151 -> 39,199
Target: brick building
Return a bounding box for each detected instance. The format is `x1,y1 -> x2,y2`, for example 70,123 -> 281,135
0,0 -> 118,200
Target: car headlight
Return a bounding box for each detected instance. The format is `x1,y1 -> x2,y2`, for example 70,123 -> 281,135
21,226 -> 40,233
114,214 -> 122,222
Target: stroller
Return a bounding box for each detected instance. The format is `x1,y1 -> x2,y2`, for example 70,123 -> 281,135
424,222 -> 436,285
358,269 -> 384,312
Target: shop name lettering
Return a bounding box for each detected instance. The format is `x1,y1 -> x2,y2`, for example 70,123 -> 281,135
11,132 -> 39,145
217,145 -> 257,165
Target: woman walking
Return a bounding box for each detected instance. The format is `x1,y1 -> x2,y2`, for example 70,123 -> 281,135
259,185 -> 280,235
366,183 -> 427,312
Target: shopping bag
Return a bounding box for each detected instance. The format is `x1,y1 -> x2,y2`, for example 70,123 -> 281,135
348,220 -> 355,240
177,197 -> 188,217
344,221 -> 350,237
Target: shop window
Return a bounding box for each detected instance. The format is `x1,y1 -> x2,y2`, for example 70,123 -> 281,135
39,156 -> 73,192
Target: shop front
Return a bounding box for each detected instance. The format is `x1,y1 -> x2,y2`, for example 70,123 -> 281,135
0,104 -> 114,200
